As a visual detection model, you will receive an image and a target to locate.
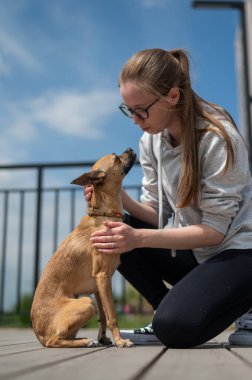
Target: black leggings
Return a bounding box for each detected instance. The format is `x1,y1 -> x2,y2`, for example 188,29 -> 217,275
118,215 -> 252,348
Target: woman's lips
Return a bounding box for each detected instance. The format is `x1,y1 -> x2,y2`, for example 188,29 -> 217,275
141,126 -> 150,132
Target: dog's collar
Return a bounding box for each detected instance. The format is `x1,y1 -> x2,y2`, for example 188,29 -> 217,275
88,207 -> 124,220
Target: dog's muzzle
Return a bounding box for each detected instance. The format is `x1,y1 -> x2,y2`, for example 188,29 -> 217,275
121,148 -> 137,175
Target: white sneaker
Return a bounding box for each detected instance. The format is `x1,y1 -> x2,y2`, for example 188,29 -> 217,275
229,309 -> 252,346
120,323 -> 162,345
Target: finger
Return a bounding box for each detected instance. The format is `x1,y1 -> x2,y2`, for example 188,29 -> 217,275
96,248 -> 119,255
92,241 -> 117,247
84,186 -> 93,196
85,189 -> 92,197
90,228 -> 114,238
90,235 -> 115,243
93,241 -> 119,254
102,221 -> 124,228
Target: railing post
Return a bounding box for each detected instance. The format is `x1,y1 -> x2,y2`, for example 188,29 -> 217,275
0,192 -> 9,314
16,191 -> 25,313
53,189 -> 59,252
70,189 -> 76,231
33,167 -> 43,293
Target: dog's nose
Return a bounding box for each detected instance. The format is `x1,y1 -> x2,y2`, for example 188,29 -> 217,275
125,147 -> 134,153
124,148 -> 136,157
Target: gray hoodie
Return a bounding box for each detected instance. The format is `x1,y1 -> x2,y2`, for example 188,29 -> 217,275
139,117 -> 252,263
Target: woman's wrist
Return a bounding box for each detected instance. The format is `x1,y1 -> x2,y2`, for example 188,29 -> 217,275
133,228 -> 147,249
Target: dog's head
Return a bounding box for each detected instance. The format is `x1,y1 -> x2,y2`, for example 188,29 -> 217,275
71,148 -> 136,188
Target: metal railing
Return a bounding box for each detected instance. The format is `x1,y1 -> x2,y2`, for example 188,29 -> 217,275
0,160 -> 144,317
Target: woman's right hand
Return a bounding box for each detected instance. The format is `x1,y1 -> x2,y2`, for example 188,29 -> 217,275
84,185 -> 93,208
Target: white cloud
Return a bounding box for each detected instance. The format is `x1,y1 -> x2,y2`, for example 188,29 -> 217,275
0,88 -> 119,163
0,29 -> 42,73
8,89 -> 118,137
29,90 -> 119,137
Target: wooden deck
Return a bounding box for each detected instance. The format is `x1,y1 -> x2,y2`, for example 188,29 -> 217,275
1,328 -> 252,380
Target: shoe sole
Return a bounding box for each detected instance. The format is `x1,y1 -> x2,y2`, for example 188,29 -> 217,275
120,332 -> 162,345
229,331 -> 252,346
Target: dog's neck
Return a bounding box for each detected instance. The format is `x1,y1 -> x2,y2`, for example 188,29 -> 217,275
88,187 -> 124,220
87,207 -> 124,219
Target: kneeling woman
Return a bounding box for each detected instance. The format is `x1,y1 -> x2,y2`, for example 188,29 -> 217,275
88,48 -> 252,348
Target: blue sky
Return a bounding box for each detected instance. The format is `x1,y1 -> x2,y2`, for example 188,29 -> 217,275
0,0 -> 240,168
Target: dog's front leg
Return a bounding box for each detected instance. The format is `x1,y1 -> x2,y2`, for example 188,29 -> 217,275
95,273 -> 133,348
95,292 -> 112,345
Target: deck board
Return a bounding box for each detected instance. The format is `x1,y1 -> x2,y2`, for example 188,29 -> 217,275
1,328 -> 252,380
15,346 -> 164,380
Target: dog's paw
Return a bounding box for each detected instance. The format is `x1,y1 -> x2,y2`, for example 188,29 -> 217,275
115,338 -> 134,348
87,340 -> 102,348
98,336 -> 113,346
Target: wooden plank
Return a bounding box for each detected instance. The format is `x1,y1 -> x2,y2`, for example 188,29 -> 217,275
0,345 -> 108,380
0,328 -> 164,380
0,342 -> 42,356
143,331 -> 252,380
220,330 -> 252,368
11,346 -> 165,380
0,329 -> 37,346
143,346 -> 252,380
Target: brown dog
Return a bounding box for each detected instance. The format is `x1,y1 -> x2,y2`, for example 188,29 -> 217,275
30,148 -> 136,348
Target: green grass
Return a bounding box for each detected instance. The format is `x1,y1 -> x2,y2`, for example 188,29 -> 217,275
0,313 -> 152,329
85,313 -> 152,329
0,314 -> 30,328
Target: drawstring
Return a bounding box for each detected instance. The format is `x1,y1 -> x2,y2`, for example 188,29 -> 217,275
171,209 -> 180,257
158,132 -> 178,257
158,134 -> 164,229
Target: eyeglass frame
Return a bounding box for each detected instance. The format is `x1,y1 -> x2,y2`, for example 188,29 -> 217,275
119,97 -> 161,120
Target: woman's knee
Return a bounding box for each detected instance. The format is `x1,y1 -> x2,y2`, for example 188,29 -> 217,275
152,309 -> 204,348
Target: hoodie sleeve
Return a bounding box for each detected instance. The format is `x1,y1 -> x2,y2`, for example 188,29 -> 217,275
139,133 -> 173,218
199,125 -> 249,235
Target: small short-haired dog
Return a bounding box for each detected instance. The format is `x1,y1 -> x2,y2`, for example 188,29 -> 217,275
31,148 -> 136,348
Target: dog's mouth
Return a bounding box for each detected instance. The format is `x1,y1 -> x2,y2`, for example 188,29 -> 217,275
120,148 -> 137,175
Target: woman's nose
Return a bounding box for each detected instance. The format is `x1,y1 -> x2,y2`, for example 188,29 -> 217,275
132,113 -> 142,125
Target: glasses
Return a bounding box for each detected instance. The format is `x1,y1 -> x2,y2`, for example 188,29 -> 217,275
119,98 -> 160,120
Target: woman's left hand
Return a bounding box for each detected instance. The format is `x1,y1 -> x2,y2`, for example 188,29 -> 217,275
90,221 -> 139,254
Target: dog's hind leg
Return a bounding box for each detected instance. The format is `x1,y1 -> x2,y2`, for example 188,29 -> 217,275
45,297 -> 97,348
95,292 -> 112,345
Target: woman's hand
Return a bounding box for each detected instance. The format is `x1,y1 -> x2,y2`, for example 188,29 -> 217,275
84,185 -> 93,207
90,221 -> 140,254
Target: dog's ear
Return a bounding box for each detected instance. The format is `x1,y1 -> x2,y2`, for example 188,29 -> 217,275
71,170 -> 106,186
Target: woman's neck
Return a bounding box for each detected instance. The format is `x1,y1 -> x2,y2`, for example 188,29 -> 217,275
166,116 -> 182,147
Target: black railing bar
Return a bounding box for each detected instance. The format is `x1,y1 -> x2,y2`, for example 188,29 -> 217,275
0,162 -> 95,170
0,184 -> 141,193
33,168 -> 43,292
0,161 -> 141,170
0,187 -> 80,193
70,190 -> 76,231
53,190 -> 59,252
16,191 -> 25,313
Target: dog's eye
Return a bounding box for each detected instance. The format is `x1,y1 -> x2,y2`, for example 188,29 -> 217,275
113,154 -> 120,163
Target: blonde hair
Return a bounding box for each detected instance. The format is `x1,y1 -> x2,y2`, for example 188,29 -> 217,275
119,48 -> 239,208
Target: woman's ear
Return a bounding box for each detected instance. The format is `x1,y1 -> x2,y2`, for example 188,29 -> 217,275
167,87 -> 180,106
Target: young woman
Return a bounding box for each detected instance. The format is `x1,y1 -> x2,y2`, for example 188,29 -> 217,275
87,48 -> 252,348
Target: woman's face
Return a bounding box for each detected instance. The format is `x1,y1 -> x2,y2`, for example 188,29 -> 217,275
120,81 -> 180,135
